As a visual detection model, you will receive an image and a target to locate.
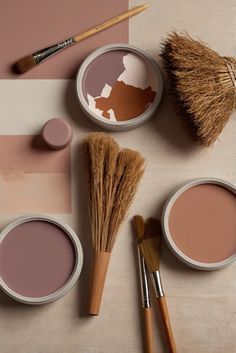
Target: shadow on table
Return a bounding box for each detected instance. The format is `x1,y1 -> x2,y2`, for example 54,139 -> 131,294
152,85 -> 198,155
73,141 -> 94,318
64,80 -> 102,133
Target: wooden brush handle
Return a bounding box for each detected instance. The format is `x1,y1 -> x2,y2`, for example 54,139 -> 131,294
73,5 -> 148,43
157,296 -> 177,353
143,307 -> 155,353
88,251 -> 111,316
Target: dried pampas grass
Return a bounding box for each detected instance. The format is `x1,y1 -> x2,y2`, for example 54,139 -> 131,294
161,31 -> 236,146
85,132 -> 145,315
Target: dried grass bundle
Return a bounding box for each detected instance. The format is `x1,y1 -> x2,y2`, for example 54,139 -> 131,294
85,133 -> 144,315
161,31 -> 236,146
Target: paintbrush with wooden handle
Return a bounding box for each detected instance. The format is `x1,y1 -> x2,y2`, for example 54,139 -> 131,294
14,4 -> 148,74
140,218 -> 177,353
133,215 -> 155,353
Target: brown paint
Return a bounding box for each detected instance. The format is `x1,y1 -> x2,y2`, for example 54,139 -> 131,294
169,184 -> 236,263
95,80 -> 156,120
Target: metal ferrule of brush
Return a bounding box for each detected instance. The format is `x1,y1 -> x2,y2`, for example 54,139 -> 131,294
151,270 -> 164,297
138,250 -> 151,308
33,38 -> 76,64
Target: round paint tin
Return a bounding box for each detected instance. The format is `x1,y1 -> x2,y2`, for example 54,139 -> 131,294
76,44 -> 163,131
162,178 -> 236,270
0,215 -> 83,304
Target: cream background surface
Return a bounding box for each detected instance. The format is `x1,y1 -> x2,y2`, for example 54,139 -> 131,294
0,1 -> 236,352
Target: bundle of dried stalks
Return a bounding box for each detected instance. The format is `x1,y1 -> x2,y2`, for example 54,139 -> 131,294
161,31 -> 236,146
85,133 -> 145,315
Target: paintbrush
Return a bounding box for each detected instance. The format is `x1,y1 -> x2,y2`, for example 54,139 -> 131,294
14,4 -> 148,74
133,215 -> 154,353
85,133 -> 145,315
140,218 -> 177,353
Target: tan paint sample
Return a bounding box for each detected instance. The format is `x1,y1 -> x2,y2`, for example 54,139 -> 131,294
0,135 -> 71,213
169,184 -> 236,263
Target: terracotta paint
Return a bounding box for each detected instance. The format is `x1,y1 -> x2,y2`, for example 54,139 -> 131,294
95,81 -> 155,121
0,0 -> 128,79
0,221 -> 75,297
0,135 -> 71,213
83,50 -> 157,121
169,184 -> 236,263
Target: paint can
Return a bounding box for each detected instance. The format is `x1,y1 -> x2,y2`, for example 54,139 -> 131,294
0,215 -> 83,304
76,43 -> 163,130
162,178 -> 236,270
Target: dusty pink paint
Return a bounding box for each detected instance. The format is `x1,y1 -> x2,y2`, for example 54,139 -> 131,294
0,0 -> 128,79
0,220 -> 76,297
0,135 -> 70,173
169,184 -> 236,263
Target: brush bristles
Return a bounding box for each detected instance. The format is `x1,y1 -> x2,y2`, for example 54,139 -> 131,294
133,215 -> 145,242
140,237 -> 160,272
13,55 -> 37,74
85,133 -> 144,253
139,218 -> 162,272
161,31 -> 236,146
108,148 -> 144,250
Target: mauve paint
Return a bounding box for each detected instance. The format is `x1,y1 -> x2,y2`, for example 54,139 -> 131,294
83,51 -> 126,98
169,184 -> 236,263
0,221 -> 75,298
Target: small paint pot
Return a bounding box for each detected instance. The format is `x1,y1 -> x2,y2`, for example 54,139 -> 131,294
76,43 -> 163,131
162,178 -> 236,270
0,215 -> 83,304
41,118 -> 73,150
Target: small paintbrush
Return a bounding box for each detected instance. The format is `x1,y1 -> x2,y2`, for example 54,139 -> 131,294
140,218 -> 177,353
14,4 -> 148,74
133,215 -> 154,353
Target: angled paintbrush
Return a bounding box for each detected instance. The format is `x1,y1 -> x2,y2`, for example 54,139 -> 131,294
140,218 -> 177,353
133,215 -> 154,353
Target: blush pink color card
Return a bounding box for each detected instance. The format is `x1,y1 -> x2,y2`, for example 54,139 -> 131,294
0,135 -> 71,214
0,0 -> 128,79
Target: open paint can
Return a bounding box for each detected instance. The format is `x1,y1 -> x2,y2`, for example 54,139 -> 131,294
76,43 -> 163,130
0,215 -> 83,304
162,178 -> 236,270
